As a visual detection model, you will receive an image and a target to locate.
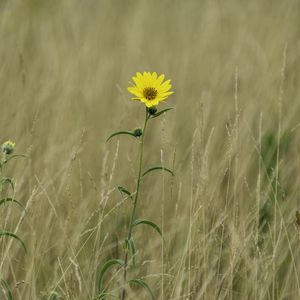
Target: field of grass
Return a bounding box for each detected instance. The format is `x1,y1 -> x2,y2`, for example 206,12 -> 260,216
1,0 -> 300,299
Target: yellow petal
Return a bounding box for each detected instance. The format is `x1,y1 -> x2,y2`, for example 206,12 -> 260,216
146,72 -> 153,85
159,91 -> 174,97
159,80 -> 171,89
158,85 -> 172,93
151,99 -> 159,106
128,87 -> 143,97
132,76 -> 144,89
156,97 -> 168,102
151,72 -> 157,81
155,74 -> 165,87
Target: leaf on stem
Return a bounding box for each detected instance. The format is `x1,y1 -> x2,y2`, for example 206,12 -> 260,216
117,186 -> 133,201
132,219 -> 162,238
128,279 -> 155,300
0,279 -> 12,300
96,259 -> 125,295
106,131 -> 136,143
142,166 -> 174,177
151,107 -> 174,119
48,291 -> 64,300
0,177 -> 14,192
2,154 -> 26,166
94,292 -> 119,300
0,231 -> 26,253
125,238 -> 136,267
0,198 -> 26,212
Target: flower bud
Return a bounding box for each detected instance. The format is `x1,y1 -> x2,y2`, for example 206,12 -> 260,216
2,140 -> 16,155
133,128 -> 143,137
147,106 -> 157,115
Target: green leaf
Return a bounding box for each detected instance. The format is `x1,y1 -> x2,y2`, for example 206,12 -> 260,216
48,291 -> 63,300
2,154 -> 26,166
132,219 -> 162,238
94,292 -> 118,300
106,131 -> 136,143
0,231 -> 26,253
142,166 -> 174,177
117,186 -> 133,201
128,279 -> 155,300
0,177 -> 14,191
0,279 -> 12,300
96,259 -> 125,294
125,238 -> 136,267
151,108 -> 174,119
0,198 -> 26,212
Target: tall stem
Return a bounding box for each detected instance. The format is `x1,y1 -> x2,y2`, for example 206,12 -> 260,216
121,108 -> 149,300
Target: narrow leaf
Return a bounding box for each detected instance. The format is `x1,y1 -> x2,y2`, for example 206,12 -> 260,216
0,279 -> 12,300
94,292 -> 118,300
0,198 -> 26,212
142,166 -> 174,177
2,154 -> 26,166
48,291 -> 63,300
106,131 -> 136,143
0,231 -> 26,253
128,279 -> 155,300
125,238 -> 136,267
132,219 -> 162,238
0,177 -> 14,191
151,107 -> 174,119
117,186 -> 133,201
97,259 -> 125,294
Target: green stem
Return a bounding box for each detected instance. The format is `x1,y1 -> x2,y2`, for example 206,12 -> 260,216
121,108 -> 149,300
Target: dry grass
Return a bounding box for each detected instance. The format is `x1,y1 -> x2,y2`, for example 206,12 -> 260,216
1,0 -> 300,299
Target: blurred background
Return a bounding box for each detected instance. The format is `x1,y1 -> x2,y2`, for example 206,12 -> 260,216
0,0 -> 300,299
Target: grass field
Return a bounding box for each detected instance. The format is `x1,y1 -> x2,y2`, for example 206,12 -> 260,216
1,0 -> 300,299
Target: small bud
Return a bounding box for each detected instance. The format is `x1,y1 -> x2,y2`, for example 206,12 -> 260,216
2,140 -> 16,155
147,106 -> 157,115
133,128 -> 143,137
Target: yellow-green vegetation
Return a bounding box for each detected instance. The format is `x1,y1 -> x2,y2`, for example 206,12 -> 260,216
0,141 -> 26,298
1,0 -> 300,299
98,72 -> 174,300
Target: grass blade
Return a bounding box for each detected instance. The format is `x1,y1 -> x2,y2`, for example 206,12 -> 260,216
106,131 -> 136,143
151,107 -> 174,119
0,177 -> 14,192
117,186 -> 133,201
0,231 -> 26,253
128,278 -> 155,300
96,259 -> 125,294
125,238 -> 136,267
94,292 -> 119,300
0,279 -> 12,300
132,219 -> 162,238
142,166 -> 174,177
2,154 -> 26,166
48,291 -> 63,300
0,198 -> 26,212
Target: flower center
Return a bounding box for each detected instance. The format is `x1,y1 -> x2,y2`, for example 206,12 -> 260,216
143,87 -> 158,100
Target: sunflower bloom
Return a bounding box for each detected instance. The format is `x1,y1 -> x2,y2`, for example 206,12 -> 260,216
127,72 -> 173,107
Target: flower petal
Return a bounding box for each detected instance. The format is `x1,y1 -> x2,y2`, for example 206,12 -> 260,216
158,85 -> 172,93
155,74 -> 165,86
159,91 -> 174,97
151,72 -> 157,81
132,76 -> 145,89
128,87 -> 143,97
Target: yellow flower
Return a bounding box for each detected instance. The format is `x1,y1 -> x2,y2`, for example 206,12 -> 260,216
127,72 -> 173,107
2,140 -> 16,155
